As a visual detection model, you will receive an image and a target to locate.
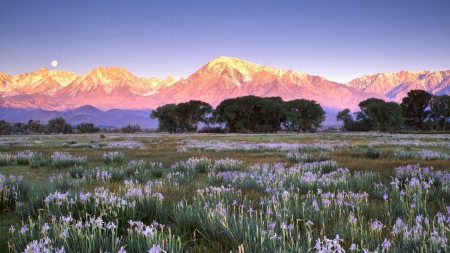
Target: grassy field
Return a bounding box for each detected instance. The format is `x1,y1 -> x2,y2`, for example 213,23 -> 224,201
1,132 -> 449,252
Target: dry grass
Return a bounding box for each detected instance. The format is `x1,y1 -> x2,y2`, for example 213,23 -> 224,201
1,132 -> 450,252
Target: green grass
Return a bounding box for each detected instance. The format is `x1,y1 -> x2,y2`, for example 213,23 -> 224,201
1,132 -> 450,252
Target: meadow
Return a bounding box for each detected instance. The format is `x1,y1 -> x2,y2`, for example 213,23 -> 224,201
0,132 -> 449,253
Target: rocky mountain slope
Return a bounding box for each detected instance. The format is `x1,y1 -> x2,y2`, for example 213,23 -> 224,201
1,57 -> 448,120
345,70 -> 450,102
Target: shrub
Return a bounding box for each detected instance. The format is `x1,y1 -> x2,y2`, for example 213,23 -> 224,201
212,158 -> 245,172
0,153 -> 12,166
362,147 -> 382,159
198,126 -> 224,133
391,149 -> 414,160
30,153 -> 49,169
50,152 -> 88,169
103,151 -> 125,165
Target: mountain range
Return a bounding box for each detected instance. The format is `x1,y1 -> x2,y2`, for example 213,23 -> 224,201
1,56 -> 449,126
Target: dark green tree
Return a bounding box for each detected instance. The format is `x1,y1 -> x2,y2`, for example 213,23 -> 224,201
214,98 -> 240,132
63,124 -> 73,134
429,94 -> 450,131
258,97 -> 284,133
175,100 -> 213,131
48,117 -> 67,134
440,95 -> 450,131
367,102 -> 403,132
121,124 -> 141,133
77,123 -> 100,133
283,99 -> 325,133
13,122 -> 29,134
354,111 -> 373,131
359,98 -> 403,132
0,120 -> 13,135
214,96 -> 284,133
150,104 -> 182,133
401,90 -> 432,130
336,109 -> 354,131
28,120 -> 45,134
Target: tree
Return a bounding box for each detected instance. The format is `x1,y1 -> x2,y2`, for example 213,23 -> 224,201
429,94 -> 450,131
13,122 -> 29,134
214,96 -> 284,133
440,95 -> 450,131
175,100 -> 213,131
336,109 -> 354,131
354,111 -> 372,131
283,99 -> 325,133
359,98 -> 403,132
48,117 -> 67,134
121,124 -> 141,133
367,102 -> 403,132
28,120 -> 45,134
63,124 -> 73,134
0,120 -> 13,135
150,104 -> 182,133
77,123 -> 100,133
401,90 -> 432,130
214,98 -> 240,132
258,97 -> 284,133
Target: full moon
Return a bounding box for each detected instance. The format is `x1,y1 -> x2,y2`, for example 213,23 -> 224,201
51,60 -> 58,67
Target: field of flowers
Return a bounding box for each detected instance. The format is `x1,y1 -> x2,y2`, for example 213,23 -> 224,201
0,133 -> 449,252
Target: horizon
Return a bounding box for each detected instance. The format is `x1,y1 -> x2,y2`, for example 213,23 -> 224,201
1,1 -> 449,83
3,55 -> 450,84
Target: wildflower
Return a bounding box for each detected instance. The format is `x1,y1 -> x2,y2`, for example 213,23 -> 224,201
20,225 -> 29,234
269,221 -> 276,229
381,238 -> 391,250
60,229 -> 69,238
349,213 -> 357,224
95,217 -> 104,228
148,244 -> 166,253
371,219 -> 385,230
383,193 -> 388,201
270,233 -> 280,240
41,223 -> 50,234
107,222 -> 116,230
143,226 -> 155,237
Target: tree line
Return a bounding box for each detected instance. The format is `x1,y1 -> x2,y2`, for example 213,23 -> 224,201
2,90 -> 447,135
337,90 -> 450,132
0,117 -> 143,135
150,96 -> 326,133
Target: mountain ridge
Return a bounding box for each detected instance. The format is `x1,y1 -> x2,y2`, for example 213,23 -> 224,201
1,57 -> 449,123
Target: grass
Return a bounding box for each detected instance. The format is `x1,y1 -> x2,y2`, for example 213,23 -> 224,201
1,132 -> 450,252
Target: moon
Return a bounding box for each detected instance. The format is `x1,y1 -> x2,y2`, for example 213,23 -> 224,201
51,60 -> 58,67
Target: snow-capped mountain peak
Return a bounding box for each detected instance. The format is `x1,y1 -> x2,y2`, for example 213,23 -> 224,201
345,70 -> 450,102
1,57 -> 449,114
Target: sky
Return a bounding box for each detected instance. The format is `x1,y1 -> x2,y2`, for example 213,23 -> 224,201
1,0 -> 449,83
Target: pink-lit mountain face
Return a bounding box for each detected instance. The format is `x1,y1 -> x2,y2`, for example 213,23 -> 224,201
54,67 -> 177,110
1,57 -> 449,112
345,70 -> 450,102
157,57 -> 385,110
0,67 -> 78,94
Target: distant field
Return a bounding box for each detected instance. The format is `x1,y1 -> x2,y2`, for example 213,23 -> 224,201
1,132 -> 449,252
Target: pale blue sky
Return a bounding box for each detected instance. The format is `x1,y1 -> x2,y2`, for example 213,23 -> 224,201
1,0 -> 449,83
